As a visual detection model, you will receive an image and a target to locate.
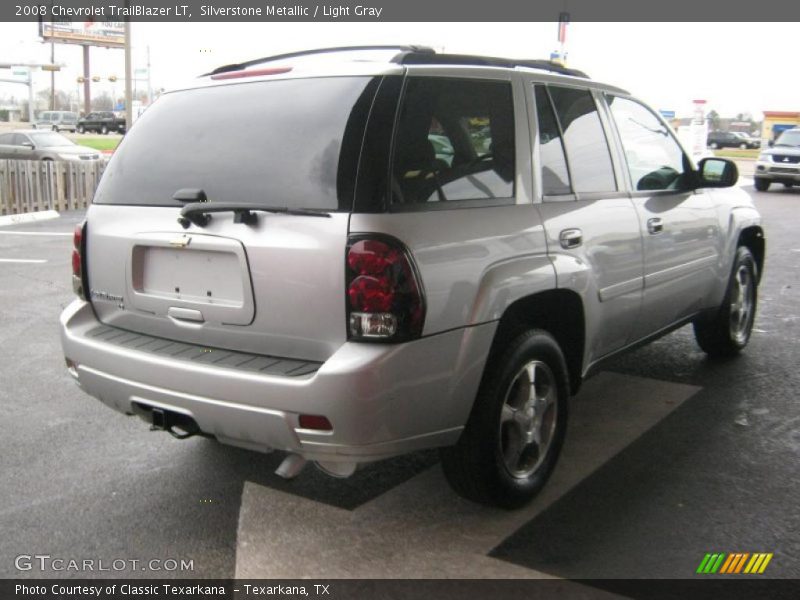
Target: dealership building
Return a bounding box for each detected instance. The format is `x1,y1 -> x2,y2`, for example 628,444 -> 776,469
761,111 -> 800,140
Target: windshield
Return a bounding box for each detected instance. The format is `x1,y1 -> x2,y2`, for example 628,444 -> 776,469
30,132 -> 73,147
775,130 -> 800,147
94,76 -> 379,210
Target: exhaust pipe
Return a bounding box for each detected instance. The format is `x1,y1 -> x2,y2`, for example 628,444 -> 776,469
315,460 -> 357,479
275,454 -> 307,479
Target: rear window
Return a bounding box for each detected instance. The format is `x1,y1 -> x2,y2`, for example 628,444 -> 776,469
94,77 -> 379,210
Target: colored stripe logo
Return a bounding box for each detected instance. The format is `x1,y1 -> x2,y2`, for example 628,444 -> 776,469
696,552 -> 773,574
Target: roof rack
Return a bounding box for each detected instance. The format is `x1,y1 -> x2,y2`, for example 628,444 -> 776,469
205,45 -> 435,76
204,46 -> 588,80
400,51 -> 589,78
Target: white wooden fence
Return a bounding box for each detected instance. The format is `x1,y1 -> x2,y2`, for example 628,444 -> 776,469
0,159 -> 106,215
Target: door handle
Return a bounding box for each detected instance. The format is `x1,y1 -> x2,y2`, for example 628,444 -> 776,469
647,218 -> 664,235
559,228 -> 583,249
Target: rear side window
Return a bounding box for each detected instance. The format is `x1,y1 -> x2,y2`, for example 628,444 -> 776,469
93,77 -> 379,210
547,86 -> 617,194
391,77 -> 515,206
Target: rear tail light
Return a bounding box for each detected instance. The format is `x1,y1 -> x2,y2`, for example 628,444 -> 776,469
346,236 -> 425,341
72,221 -> 87,299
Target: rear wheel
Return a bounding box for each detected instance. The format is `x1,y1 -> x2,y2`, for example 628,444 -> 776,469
77,125 -> 85,134
739,143 -> 747,149
440,329 -> 569,509
693,246 -> 758,357
52,125 -> 59,132
100,125 -> 109,135
709,142 -> 719,149
753,178 -> 770,192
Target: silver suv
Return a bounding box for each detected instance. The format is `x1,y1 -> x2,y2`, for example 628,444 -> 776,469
60,46 -> 764,508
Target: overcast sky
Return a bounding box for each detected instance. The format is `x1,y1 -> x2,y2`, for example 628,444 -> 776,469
1,21 -> 796,119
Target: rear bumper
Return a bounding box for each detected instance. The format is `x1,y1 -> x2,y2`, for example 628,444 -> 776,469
60,300 -> 494,463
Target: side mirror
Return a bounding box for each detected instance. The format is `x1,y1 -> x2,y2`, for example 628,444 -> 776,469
21,142 -> 34,149
768,139 -> 775,148
697,157 -> 738,188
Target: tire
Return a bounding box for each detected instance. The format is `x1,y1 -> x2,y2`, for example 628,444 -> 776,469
693,246 -> 758,358
77,125 -> 85,134
739,143 -> 747,150
783,183 -> 794,188
52,125 -> 59,132
440,329 -> 569,509
709,142 -> 719,149
753,178 -> 770,192
100,125 -> 108,135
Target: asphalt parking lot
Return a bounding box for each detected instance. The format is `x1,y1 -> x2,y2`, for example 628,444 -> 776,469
0,186 -> 797,587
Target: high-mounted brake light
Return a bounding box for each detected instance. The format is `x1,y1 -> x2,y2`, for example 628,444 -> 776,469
210,66 -> 292,81
72,221 -> 87,300
346,236 -> 425,341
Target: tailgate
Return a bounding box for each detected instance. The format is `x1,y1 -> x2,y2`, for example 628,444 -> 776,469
86,204 -> 349,362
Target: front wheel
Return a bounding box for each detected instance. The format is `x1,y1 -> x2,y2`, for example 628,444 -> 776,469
440,329 -> 569,509
100,125 -> 109,135
753,178 -> 770,192
709,142 -> 719,149
77,125 -> 85,134
693,246 -> 758,357
739,143 -> 748,149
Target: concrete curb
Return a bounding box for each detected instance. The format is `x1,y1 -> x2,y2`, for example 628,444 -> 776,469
0,210 -> 60,228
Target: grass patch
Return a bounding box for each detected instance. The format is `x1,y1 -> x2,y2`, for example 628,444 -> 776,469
65,135 -> 120,152
713,148 -> 760,160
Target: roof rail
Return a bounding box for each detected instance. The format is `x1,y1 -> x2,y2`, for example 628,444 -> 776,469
400,52 -> 589,79
205,45 -> 435,76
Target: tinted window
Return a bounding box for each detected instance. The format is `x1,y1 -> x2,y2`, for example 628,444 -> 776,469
0,133 -> 13,144
11,134 -> 30,146
548,86 -> 616,193
534,86 -> 571,196
606,95 -> 690,191
94,77 -> 379,210
392,77 -> 514,205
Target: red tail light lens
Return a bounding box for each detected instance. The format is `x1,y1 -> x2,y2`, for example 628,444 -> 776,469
298,414 -> 333,431
346,236 -> 425,341
72,221 -> 86,299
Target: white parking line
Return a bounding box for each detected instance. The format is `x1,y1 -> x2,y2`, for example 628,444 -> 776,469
235,372 -> 699,579
0,231 -> 72,236
0,258 -> 48,263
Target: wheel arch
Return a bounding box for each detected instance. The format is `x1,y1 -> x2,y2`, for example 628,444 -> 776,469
738,226 -> 765,284
488,289 -> 585,395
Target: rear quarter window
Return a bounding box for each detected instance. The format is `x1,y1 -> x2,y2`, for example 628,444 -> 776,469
391,77 -> 515,207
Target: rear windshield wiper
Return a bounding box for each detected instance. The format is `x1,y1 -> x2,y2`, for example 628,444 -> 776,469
178,201 -> 331,228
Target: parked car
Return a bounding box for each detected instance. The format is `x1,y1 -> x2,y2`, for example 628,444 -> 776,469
60,46 -> 764,508
0,130 -> 100,161
76,111 -> 126,134
33,110 -> 79,132
754,127 -> 800,191
707,130 -> 760,149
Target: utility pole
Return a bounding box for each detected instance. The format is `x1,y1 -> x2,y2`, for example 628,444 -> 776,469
124,18 -> 133,129
82,45 -> 91,114
50,41 -> 55,110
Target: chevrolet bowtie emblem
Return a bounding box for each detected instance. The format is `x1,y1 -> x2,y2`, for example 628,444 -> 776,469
169,236 -> 192,248
783,157 -> 790,162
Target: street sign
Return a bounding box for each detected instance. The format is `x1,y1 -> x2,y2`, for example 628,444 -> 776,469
11,66 -> 29,78
659,110 -> 676,119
